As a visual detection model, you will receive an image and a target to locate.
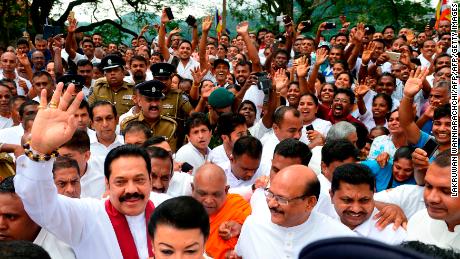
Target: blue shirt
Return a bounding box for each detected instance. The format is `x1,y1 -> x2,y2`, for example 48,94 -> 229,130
361,160 -> 416,192
414,130 -> 437,163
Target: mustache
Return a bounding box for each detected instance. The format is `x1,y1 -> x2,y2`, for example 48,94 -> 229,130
119,192 -> 145,202
269,207 -> 284,214
149,106 -> 160,110
152,187 -> 166,193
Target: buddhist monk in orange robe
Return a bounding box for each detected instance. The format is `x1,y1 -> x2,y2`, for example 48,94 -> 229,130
192,163 -> 251,259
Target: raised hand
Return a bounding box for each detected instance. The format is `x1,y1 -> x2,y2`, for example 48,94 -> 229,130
161,8 -> 169,24
202,16 -> 213,33
361,42 -> 375,65
295,56 -> 309,78
140,25 -> 149,35
30,83 -> 84,154
376,152 -> 390,168
404,67 -> 429,98
315,48 -> 328,65
236,21 -> 249,35
354,82 -> 370,99
67,17 -> 77,33
201,85 -> 215,100
190,66 -> 209,84
352,23 -> 365,44
273,68 -> 289,93
17,53 -> 30,67
169,27 -> 181,36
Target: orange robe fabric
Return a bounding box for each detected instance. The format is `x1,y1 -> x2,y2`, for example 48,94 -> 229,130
205,193 -> 251,259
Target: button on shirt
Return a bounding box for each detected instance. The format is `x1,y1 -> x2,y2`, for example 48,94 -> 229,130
352,208 -> 407,245
236,211 -> 356,259
407,209 -> 460,250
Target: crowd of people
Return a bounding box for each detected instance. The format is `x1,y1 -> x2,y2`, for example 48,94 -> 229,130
0,6 -> 457,259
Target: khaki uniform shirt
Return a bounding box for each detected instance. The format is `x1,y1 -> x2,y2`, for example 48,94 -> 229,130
161,89 -> 193,123
120,112 -> 178,152
88,78 -> 135,115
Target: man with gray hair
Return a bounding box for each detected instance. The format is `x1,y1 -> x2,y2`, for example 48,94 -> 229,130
309,121 -> 357,174
417,80 -> 450,134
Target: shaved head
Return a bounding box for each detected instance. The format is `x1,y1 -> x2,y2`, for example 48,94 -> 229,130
267,165 -> 320,227
192,163 -> 229,215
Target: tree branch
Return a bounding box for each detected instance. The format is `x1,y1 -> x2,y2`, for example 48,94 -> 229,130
76,19 -> 137,36
56,0 -> 96,25
108,0 -> 123,24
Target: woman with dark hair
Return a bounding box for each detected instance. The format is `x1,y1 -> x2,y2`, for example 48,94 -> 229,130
238,100 -> 257,128
355,82 -> 393,131
297,93 -> 332,145
148,196 -> 211,259
318,83 -> 336,107
362,146 -> 416,191
286,81 -> 301,108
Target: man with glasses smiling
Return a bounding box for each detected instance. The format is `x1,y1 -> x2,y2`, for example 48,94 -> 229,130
235,165 -> 355,259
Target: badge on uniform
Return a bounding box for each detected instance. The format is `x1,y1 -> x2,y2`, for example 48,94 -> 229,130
152,86 -> 156,92
122,95 -> 133,100
163,104 -> 174,109
108,59 -> 112,65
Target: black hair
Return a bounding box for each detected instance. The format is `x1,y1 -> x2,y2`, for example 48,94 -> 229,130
382,25 -> 395,34
146,146 -> 173,176
299,93 -> 319,106
273,106 -> 301,125
81,39 -> 95,47
215,112 -> 247,137
274,138 -> 312,166
16,38 -> 29,47
232,135 -> 262,160
303,174 -> 321,201
60,129 -> 90,152
333,88 -> 355,105
79,99 -> 90,113
151,52 -> 164,62
18,100 -> 39,118
0,240 -> 52,259
148,196 -> 210,240
333,60 -> 350,72
379,72 -> 396,86
9,95 -> 27,108
322,139 -> 359,166
235,60 -> 253,72
433,149 -> 451,168
369,125 -> 390,138
237,100 -> 256,113
32,71 -> 53,84
130,55 -> 148,65
433,103 -> 450,120
400,241 -> 460,259
0,176 -> 15,193
104,145 -> 151,180
178,39 -> 192,48
185,112 -> 211,135
77,59 -> 93,68
52,156 -> 81,177
372,93 -> 393,115
372,38 -> 386,46
123,121 -> 153,140
143,136 -> 167,148
394,146 -> 414,162
331,163 -> 375,193
351,122 -> 369,150
89,100 -> 117,120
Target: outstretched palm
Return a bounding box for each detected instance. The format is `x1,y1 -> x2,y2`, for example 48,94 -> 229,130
404,67 -> 429,98
236,21 -> 249,35
31,83 -> 84,154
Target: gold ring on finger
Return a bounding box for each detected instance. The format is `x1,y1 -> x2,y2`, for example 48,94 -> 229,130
38,105 -> 46,110
48,102 -> 58,109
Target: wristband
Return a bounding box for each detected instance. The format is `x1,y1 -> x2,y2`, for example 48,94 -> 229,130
23,142 -> 59,162
402,94 -> 414,101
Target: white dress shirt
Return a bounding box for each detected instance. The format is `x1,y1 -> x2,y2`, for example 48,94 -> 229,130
34,228 -> 76,259
219,161 -> 269,191
299,118 -> 331,145
80,159 -> 106,199
407,209 -> 460,250
167,56 -> 200,80
313,174 -> 339,219
166,171 -> 193,197
0,72 -> 32,96
249,188 -> 270,219
374,185 -> 425,219
88,130 -> 124,170
248,118 -> 270,140
308,146 -> 322,176
236,211 -> 357,259
260,131 -> 279,163
0,124 -> 23,145
207,144 -> 230,165
174,142 -> 210,175
0,115 -> 13,130
352,208 -> 407,245
14,156 -> 170,259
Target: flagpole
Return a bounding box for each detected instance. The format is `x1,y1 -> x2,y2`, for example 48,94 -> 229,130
222,0 -> 227,37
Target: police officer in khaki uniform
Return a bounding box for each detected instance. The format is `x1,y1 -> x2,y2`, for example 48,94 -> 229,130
88,54 -> 135,115
120,79 -> 178,152
150,63 -> 193,147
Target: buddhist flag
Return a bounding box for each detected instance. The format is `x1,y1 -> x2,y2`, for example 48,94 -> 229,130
435,0 -> 451,29
215,8 -> 223,38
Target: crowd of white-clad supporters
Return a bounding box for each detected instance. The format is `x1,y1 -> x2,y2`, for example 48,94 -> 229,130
0,7 -> 456,259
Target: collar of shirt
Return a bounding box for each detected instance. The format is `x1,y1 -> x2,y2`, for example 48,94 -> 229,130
187,142 -> 211,159
353,208 -> 379,237
88,129 -> 124,147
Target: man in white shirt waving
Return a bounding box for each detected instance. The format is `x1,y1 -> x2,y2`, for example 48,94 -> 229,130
330,163 -> 407,245
235,165 -> 356,259
407,150 -> 460,250
13,83 -> 157,259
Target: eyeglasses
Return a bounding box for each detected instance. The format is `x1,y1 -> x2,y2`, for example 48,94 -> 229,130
264,189 -> 307,205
